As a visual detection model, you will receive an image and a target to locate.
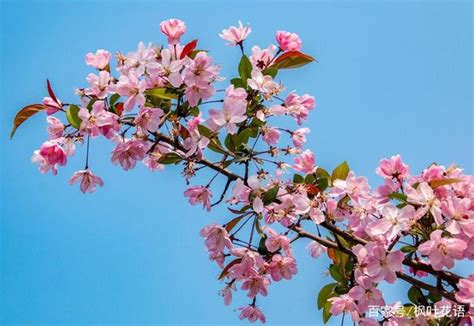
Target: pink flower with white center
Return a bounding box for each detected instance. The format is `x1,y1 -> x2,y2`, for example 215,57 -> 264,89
328,294 -> 358,316
332,171 -> 370,202
220,21 -> 251,46
284,92 -> 316,125
293,149 -> 316,174
264,226 -> 290,254
262,126 -> 281,145
306,241 -> 326,258
68,169 -> 104,193
247,69 -> 282,100
85,71 -> 111,99
46,116 -> 64,139
147,49 -> 183,87
238,305 -> 266,324
43,97 -> 62,115
184,185 -> 212,211
456,274 -> 474,306
276,31 -> 302,51
406,182 -> 443,224
208,86 -> 247,134
85,49 -> 111,70
115,71 -> 147,111
365,246 -> 404,283
267,254 -> 297,281
418,230 -> 467,271
250,44 -> 277,70
183,51 -> 220,88
241,275 -> 270,298
31,141 -> 68,175
200,224 -> 232,253
376,154 -> 409,180
441,197 -> 474,236
292,127 -> 310,148
134,107 -> 164,134
111,139 -> 148,171
349,272 -> 384,312
78,101 -> 120,139
368,205 -> 414,241
118,42 -> 156,76
159,19 -> 186,44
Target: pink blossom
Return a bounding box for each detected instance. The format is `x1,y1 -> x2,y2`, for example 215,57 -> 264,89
365,246 -> 404,283
134,107 -> 164,133
79,101 -> 120,139
185,84 -> 216,107
241,275 -> 270,298
68,169 -> 104,193
376,154 -> 409,180
250,44 -> 277,69
147,48 -> 183,87
111,139 -> 148,171
293,149 -> 316,174
200,224 -> 232,252
368,205 -> 414,240
183,51 -> 220,88
115,71 -> 147,111
43,96 -> 62,115
276,31 -> 302,51
292,127 -> 310,148
220,21 -> 251,46
187,114 -> 203,133
406,182 -> 443,224
247,69 -> 282,100
219,283 -> 235,306
349,272 -> 384,312
441,197 -> 473,236
160,19 -> 186,44
328,294 -> 358,315
46,116 -> 64,139
183,130 -> 209,157
284,92 -> 316,125
262,126 -> 281,145
85,49 -> 111,70
184,185 -> 212,211
332,171 -> 370,202
306,241 -> 326,258
264,227 -> 290,253
85,71 -> 111,99
238,305 -> 266,323
267,254 -> 297,281
455,274 -> 474,306
208,86 -> 247,134
418,230 -> 467,270
31,141 -> 68,175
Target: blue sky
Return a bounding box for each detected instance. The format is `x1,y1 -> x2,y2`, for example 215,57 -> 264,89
0,0 -> 472,325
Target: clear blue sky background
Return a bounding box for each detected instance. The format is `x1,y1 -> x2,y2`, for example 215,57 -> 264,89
1,1 -> 472,325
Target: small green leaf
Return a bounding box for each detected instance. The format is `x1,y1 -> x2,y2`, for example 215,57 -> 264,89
263,186 -> 279,205
231,78 -> 246,88
293,174 -> 304,184
262,67 -> 278,78
159,153 -> 183,164
400,245 -> 416,253
331,161 -> 350,182
322,302 -> 332,324
109,93 -> 121,108
389,192 -> 408,202
408,286 -> 424,305
317,283 -> 337,310
144,87 -> 178,100
329,264 -> 343,282
66,104 -> 82,129
238,55 -> 252,86
207,138 -> 227,154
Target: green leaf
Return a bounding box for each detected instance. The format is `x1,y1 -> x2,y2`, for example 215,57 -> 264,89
197,124 -> 213,138
66,104 -> 82,129
389,192 -> 408,202
238,55 -> 252,86
258,237 -> 269,255
400,245 -> 416,253
10,104 -> 46,139
254,218 -> 265,237
224,134 -> 235,152
207,138 -> 227,154
293,174 -> 304,183
263,186 -> 279,205
429,178 -> 462,189
231,78 -> 246,88
109,93 -> 121,108
272,51 -> 315,69
329,264 -> 343,282
158,153 -> 183,164
262,67 -> 278,78
322,302 -> 332,324
331,161 -> 350,182
317,283 -> 337,309
408,286 -> 424,305
144,87 -> 178,100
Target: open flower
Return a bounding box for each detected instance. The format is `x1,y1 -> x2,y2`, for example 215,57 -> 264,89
293,149 -> 316,174
238,305 -> 266,323
184,185 -> 212,211
220,21 -> 251,46
68,169 -> 104,193
111,139 -> 148,171
200,224 -> 232,252
418,230 -> 467,270
85,49 -> 111,70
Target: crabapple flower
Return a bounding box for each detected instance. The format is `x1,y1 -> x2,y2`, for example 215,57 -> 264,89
292,127 -> 310,148
284,92 -> 316,125
261,126 -> 280,145
115,71 -> 147,111
134,107 -> 164,134
418,230 -> 467,270
332,171 -> 370,202
250,44 -> 277,69
147,49 -> 183,87
79,101 -> 120,139
85,71 -> 111,99
85,49 -> 112,70
276,31 -> 302,51
293,149 -> 316,174
368,205 -> 415,241
267,254 -> 297,281
238,305 -> 266,323
208,86 -> 247,134
200,224 -> 232,252
31,141 -> 68,175
68,169 -> 104,193
111,139 -> 148,171
264,227 -> 290,253
160,19 -> 186,44
328,294 -> 358,315
241,275 -> 270,298
349,273 -> 384,312
441,197 -> 474,236
247,69 -> 283,100
406,182 -> 443,224
220,21 -> 251,46
455,274 -> 474,306
365,246 -> 404,283
376,154 -> 409,180
46,116 -> 64,139
184,185 -> 212,211
43,96 -> 62,115
306,241 -> 326,258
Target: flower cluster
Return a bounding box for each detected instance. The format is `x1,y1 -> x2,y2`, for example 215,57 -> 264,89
11,19 -> 473,325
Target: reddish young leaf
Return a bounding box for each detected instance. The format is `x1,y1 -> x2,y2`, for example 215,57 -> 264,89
10,104 -> 46,139
180,39 -> 198,59
218,258 -> 242,280
327,248 -> 339,264
115,102 -> 124,116
271,51 -> 315,69
46,79 -> 60,104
